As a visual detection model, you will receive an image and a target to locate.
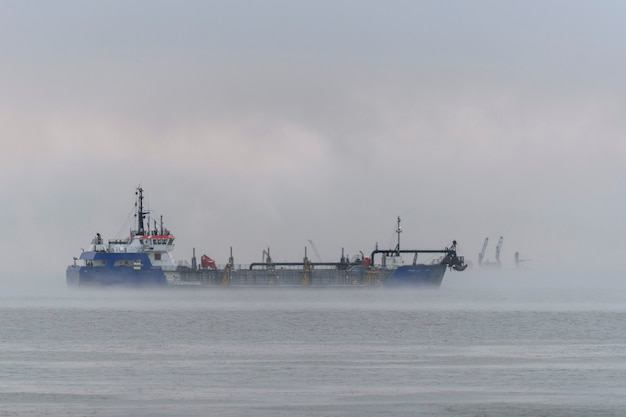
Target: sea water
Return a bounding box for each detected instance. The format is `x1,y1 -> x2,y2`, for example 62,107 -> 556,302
2,270 -> 626,417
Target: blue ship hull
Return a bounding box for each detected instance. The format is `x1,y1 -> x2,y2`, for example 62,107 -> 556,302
66,252 -> 167,287
384,264 -> 447,287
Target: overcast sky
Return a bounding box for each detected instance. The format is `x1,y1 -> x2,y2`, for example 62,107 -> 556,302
2,1 -> 626,283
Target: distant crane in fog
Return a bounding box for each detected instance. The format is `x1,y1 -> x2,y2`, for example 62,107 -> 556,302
495,236 -> 503,266
478,236 -> 503,268
514,251 -> 529,268
478,238 -> 489,266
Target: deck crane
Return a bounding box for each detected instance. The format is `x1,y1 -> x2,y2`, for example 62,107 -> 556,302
307,239 -> 323,262
478,237 -> 489,266
495,236 -> 503,266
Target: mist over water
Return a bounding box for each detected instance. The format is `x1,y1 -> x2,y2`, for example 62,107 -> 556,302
10,265 -> 626,311
2,270 -> 626,417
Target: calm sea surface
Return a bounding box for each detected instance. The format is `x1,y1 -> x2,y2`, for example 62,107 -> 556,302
2,271 -> 626,416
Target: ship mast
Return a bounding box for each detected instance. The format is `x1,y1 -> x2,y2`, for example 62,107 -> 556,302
395,216 -> 402,254
135,185 -> 147,236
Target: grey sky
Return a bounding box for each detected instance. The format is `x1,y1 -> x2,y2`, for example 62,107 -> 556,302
1,1 -> 625,281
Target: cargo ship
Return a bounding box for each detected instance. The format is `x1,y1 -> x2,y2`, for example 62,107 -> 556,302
67,186 -> 467,288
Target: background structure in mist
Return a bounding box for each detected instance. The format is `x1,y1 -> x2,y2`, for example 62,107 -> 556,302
1,1 -> 625,281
